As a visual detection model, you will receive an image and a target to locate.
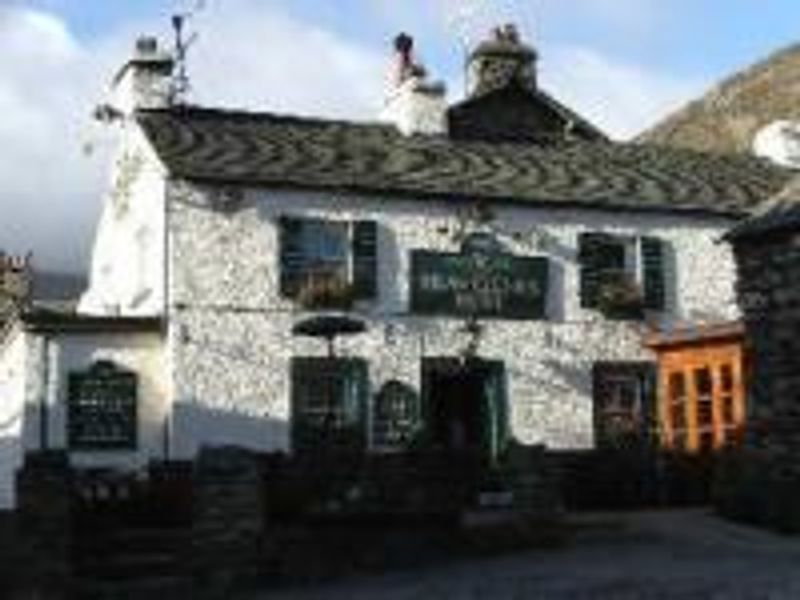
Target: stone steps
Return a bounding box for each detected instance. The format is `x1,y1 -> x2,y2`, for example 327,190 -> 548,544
71,575 -> 193,600
72,527 -> 191,596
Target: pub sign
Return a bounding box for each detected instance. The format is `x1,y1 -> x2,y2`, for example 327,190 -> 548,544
411,236 -> 549,319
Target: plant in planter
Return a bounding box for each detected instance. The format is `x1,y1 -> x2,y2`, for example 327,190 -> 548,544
297,273 -> 353,310
597,271 -> 645,319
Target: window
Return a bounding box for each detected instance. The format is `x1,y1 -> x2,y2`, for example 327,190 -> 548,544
668,372 -> 689,450
579,233 -> 666,317
68,361 -> 137,450
373,380 -> 421,449
593,362 -> 656,450
291,358 -> 368,454
279,217 -> 377,308
660,359 -> 745,453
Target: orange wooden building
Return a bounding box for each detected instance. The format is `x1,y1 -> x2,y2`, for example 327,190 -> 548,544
645,322 -> 748,454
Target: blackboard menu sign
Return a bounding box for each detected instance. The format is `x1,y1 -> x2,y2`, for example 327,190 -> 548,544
68,361 -> 137,450
411,241 -> 549,319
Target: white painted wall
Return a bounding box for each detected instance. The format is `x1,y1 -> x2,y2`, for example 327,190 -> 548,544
0,327 -> 29,509
165,181 -> 741,457
41,332 -> 169,470
79,123 -> 167,317
0,327 -> 168,508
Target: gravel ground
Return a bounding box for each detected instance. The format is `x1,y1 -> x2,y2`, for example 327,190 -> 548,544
250,509 -> 800,600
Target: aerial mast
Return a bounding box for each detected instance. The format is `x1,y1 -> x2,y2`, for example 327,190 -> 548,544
170,0 -> 206,105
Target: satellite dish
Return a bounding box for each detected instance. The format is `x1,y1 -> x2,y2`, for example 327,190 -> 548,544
752,120 -> 800,168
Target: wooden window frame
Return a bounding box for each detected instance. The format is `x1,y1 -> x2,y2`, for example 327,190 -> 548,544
579,232 -> 666,317
279,217 -> 378,308
290,357 -> 369,455
592,361 -> 657,450
657,345 -> 746,453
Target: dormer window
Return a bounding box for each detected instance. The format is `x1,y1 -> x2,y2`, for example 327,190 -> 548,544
279,217 -> 377,309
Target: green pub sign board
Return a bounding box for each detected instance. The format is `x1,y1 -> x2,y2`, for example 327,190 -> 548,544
411,246 -> 549,319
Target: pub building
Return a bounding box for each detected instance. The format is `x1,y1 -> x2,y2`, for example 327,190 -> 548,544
0,26 -> 791,512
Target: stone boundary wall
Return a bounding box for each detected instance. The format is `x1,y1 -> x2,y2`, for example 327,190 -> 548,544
15,451 -> 72,598
9,444 -> 564,595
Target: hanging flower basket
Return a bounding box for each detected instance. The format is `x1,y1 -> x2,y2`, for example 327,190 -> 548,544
297,274 -> 354,310
597,271 -> 645,320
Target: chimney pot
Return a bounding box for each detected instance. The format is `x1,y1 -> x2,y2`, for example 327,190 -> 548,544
109,34 -> 175,114
135,36 -> 159,57
382,32 -> 447,136
467,24 -> 538,98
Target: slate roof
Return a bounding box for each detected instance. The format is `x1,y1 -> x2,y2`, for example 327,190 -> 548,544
138,107 -> 792,216
726,176 -> 800,240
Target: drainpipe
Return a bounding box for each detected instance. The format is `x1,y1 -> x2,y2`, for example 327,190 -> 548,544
162,178 -> 172,462
38,335 -> 50,451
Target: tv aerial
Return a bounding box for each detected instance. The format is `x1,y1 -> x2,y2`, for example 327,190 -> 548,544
170,0 -> 206,104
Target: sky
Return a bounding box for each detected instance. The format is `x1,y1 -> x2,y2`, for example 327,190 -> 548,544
2,0 -> 800,273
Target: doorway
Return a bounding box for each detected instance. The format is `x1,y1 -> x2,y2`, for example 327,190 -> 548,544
421,358 -> 507,463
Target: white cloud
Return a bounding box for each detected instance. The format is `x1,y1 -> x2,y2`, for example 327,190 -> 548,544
542,45 -> 703,139
189,0 -> 384,118
0,2 -> 385,273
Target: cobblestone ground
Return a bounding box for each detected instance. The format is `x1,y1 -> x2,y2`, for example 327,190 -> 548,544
251,509 -> 800,600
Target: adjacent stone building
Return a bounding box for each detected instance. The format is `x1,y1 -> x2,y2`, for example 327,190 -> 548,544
718,177 -> 800,530
0,27 -> 792,511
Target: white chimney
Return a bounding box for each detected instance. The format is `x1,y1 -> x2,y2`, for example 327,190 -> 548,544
380,33 -> 447,136
110,36 -> 175,114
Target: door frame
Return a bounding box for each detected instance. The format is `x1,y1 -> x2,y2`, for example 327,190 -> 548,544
420,357 -> 508,462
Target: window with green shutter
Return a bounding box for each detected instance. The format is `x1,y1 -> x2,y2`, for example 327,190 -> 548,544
578,233 -> 627,309
579,232 -> 668,317
291,357 -> 368,455
278,217 -> 378,308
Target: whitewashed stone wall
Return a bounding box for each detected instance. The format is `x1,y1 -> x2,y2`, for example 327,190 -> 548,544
0,327 -> 168,508
165,181 -> 740,457
39,332 -> 169,470
0,327 -> 30,509
79,123 -> 167,317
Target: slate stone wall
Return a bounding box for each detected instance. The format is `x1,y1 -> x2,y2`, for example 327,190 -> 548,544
734,234 -> 800,451
720,232 -> 800,532
192,446 -> 266,593
15,451 -> 72,597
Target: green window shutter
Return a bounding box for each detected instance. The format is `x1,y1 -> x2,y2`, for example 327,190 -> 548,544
536,258 -> 550,319
640,236 -> 666,310
351,220 -> 378,300
483,364 -> 509,463
279,217 -> 305,297
579,233 -> 625,308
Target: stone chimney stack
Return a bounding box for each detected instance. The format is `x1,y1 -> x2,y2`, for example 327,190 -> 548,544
109,36 -> 175,115
467,24 -> 538,98
380,33 -> 447,136
0,252 -> 32,319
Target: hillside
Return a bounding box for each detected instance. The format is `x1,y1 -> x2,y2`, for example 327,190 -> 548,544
637,44 -> 800,155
